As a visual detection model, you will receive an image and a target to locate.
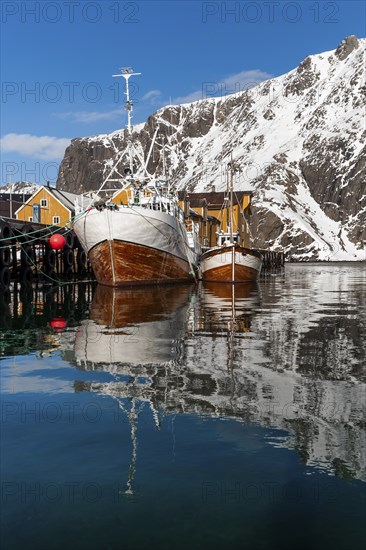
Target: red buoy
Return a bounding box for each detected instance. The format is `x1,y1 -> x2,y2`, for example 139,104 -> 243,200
50,317 -> 67,330
49,233 -> 66,250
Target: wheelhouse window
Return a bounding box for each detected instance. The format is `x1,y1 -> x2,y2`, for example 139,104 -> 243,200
52,216 -> 60,224
40,199 -> 48,207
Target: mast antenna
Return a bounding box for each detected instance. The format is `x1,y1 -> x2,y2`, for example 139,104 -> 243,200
112,67 -> 141,175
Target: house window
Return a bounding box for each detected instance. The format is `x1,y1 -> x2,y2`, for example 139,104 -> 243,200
40,199 -> 48,207
29,217 -> 33,222
52,216 -> 60,224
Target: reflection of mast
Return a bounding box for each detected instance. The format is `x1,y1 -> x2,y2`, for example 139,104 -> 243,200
124,397 -> 138,496
226,283 -> 237,373
118,379 -> 161,497
112,67 -> 141,176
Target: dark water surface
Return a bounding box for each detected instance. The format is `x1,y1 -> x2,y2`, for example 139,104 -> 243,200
1,263 -> 365,550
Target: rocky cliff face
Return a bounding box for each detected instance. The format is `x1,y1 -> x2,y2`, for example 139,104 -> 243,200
57,36 -> 366,261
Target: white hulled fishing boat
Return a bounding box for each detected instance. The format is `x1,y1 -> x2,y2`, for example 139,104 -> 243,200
73,68 -> 200,286
199,160 -> 262,282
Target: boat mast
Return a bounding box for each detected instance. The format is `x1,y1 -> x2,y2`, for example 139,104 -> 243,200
162,136 -> 167,180
113,68 -> 141,176
228,157 -> 239,282
228,160 -> 234,244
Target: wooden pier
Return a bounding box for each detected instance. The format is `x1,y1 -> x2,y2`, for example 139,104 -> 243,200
0,218 -> 285,291
256,249 -> 285,270
0,218 -> 93,290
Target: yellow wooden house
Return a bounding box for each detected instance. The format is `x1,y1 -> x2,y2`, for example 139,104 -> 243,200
15,185 -> 79,227
111,184 -> 252,248
111,182 -> 155,206
177,194 -> 220,248
178,190 -> 253,248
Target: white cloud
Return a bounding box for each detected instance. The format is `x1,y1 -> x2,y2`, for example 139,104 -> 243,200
173,69 -> 273,104
0,133 -> 71,160
55,109 -> 122,123
142,90 -> 161,101
141,89 -> 162,104
221,69 -> 272,89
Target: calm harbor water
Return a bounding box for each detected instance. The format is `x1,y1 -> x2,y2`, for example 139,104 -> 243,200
1,263 -> 365,550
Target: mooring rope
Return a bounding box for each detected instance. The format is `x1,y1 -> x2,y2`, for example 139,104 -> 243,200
0,210 -> 87,250
17,245 -> 81,286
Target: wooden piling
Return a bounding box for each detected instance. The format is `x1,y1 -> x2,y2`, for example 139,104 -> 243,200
1,218 -> 285,289
0,218 -> 94,288
254,249 -> 285,271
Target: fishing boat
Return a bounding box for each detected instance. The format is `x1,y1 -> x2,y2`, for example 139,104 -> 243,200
199,160 -> 262,282
73,68 -> 200,286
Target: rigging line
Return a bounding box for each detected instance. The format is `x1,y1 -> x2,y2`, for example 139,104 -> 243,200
0,223 -> 55,246
0,212 -> 79,237
85,136 -> 146,209
0,210 -> 86,249
86,146 -> 132,207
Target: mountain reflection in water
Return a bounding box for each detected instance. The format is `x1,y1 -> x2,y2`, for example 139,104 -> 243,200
2,265 -> 365,550
65,267 -> 366,483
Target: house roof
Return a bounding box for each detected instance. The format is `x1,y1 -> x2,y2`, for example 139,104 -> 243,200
48,188 -> 80,211
14,185 -> 90,216
189,208 -> 202,220
178,190 -> 253,208
187,198 -> 207,208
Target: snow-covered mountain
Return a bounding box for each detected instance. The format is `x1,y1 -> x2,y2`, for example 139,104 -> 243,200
0,181 -> 39,195
57,36 -> 366,261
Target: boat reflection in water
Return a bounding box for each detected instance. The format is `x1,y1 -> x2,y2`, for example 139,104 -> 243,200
72,282 -> 259,493
73,283 -> 194,494
197,281 -> 259,333
73,281 -> 259,386
71,279 -> 365,484
74,284 -> 191,369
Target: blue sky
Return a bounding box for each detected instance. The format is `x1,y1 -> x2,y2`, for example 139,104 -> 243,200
1,0 -> 365,185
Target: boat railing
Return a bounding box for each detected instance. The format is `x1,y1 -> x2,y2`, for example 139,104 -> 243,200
186,220 -> 201,253
74,187 -> 186,224
128,193 -> 185,220
217,231 -> 240,246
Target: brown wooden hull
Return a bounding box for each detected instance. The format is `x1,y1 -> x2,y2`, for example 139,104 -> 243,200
90,284 -> 192,326
200,246 -> 262,282
89,239 -> 194,286
203,263 -> 259,282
